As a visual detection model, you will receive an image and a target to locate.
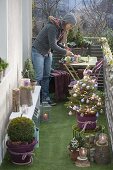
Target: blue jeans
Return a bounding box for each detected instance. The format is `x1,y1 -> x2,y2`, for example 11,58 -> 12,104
32,47 -> 52,102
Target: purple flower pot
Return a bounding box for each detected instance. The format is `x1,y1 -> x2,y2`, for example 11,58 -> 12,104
6,139 -> 37,165
76,113 -> 97,130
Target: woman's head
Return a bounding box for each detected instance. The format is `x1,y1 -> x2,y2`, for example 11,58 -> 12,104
62,13 -> 77,31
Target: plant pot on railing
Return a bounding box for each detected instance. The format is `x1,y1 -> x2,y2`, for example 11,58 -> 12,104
0,69 -> 3,83
0,58 -> 8,77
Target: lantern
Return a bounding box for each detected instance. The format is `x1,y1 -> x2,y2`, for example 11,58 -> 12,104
98,133 -> 108,145
79,147 -> 87,159
41,102 -> 51,122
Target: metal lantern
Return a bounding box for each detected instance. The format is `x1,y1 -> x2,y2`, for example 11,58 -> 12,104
41,102 -> 51,122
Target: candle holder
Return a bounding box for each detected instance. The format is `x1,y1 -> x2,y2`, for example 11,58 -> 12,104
98,133 -> 108,145
41,102 -> 51,122
79,147 -> 87,159
75,147 -> 90,167
88,55 -> 90,62
42,112 -> 49,121
95,133 -> 111,164
21,104 -> 28,115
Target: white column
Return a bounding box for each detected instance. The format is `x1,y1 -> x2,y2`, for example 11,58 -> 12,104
22,0 -> 32,66
0,0 -> 7,59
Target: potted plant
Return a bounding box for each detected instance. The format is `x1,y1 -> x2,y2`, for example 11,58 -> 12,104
0,57 -> 8,76
0,65 -> 3,83
6,117 -> 37,165
67,69 -> 104,130
74,27 -> 84,48
67,28 -> 92,55
22,58 -> 37,92
68,134 -> 85,161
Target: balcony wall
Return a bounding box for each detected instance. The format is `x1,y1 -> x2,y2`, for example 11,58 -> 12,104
101,37 -> 113,151
87,37 -> 113,151
0,0 -> 32,164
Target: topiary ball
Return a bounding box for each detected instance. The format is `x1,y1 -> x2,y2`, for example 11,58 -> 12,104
7,117 -> 35,143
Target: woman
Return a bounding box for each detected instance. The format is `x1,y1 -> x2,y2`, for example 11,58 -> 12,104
32,13 -> 77,105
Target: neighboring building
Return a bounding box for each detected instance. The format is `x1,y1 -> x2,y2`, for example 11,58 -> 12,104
0,0 -> 32,164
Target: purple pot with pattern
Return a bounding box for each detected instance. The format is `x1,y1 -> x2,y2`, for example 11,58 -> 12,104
6,139 -> 37,165
76,113 -> 97,130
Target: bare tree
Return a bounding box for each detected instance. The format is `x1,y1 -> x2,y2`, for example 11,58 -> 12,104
78,0 -> 113,36
32,0 -> 73,34
34,0 -> 62,20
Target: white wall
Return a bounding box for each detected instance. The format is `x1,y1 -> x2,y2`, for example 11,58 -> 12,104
0,0 -> 32,164
0,1 -> 7,59
22,0 -> 32,65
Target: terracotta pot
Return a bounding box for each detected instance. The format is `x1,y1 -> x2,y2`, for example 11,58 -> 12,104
76,113 -> 97,130
6,139 -> 37,165
69,148 -> 79,161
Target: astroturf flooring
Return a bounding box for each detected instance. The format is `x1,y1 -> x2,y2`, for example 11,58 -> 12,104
0,102 -> 113,170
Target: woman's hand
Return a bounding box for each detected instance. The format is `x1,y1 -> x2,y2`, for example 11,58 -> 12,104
66,50 -> 74,56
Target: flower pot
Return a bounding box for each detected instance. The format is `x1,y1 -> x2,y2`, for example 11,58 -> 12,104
76,113 -> 97,130
69,148 -> 79,161
0,71 -> 3,83
6,139 -> 37,165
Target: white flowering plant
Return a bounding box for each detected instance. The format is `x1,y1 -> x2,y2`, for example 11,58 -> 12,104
69,137 -> 79,150
69,134 -> 85,151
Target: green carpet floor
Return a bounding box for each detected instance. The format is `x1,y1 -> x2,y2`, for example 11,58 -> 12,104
0,102 -> 113,170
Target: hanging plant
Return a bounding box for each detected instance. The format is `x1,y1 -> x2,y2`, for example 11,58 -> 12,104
0,57 -> 8,70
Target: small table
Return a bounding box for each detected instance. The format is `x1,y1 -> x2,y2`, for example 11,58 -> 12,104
71,57 -> 97,68
64,57 -> 97,80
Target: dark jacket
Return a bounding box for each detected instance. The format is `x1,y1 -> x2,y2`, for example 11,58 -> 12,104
33,21 -> 66,56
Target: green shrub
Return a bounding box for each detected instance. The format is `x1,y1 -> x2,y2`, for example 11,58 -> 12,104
67,27 -> 92,48
0,65 -> 3,72
22,59 -> 35,81
7,117 -> 35,143
102,28 -> 113,52
0,57 -> 8,70
75,27 -> 84,47
67,29 -> 75,42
